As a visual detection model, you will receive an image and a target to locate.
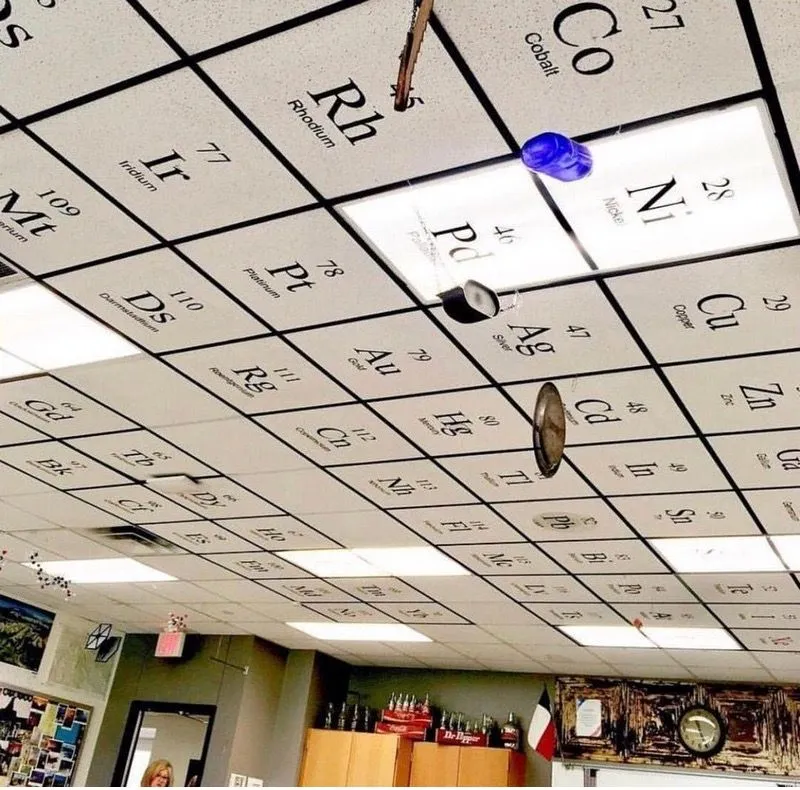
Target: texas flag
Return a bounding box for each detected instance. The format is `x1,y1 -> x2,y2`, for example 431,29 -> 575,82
528,687 -> 556,760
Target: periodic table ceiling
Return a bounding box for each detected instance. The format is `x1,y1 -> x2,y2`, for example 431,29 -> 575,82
3,0 -> 800,684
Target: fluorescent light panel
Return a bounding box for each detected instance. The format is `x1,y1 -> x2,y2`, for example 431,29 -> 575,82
559,625 -> 654,648
277,547 -> 468,577
24,558 -> 176,584
287,622 -> 430,642
0,283 -> 139,370
650,536 -> 783,573
0,349 -> 40,381
771,535 -> 800,570
643,627 -> 740,651
342,101 -> 797,302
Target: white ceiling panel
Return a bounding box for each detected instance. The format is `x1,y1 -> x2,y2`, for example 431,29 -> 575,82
2,0 -> 800,678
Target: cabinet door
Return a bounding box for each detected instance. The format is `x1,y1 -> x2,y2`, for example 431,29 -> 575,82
457,747 -> 512,787
346,733 -> 400,787
411,743 -> 461,787
300,730 -> 353,787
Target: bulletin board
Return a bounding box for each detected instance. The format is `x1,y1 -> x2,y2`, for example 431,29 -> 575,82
0,685 -> 90,787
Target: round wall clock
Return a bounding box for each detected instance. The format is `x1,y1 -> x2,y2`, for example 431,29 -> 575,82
677,706 -> 726,757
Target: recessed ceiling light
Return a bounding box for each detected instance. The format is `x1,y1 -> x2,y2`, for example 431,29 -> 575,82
558,625 -> 653,648
0,283 -> 139,370
643,627 -> 740,651
287,622 -> 430,642
23,558 -> 176,584
0,349 -> 40,381
276,549 -> 382,578
276,547 -> 469,578
342,162 -> 590,302
769,535 -> 800,570
650,536 -> 783,573
353,547 -> 468,577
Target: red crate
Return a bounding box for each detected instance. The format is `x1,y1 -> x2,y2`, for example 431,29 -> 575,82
434,729 -> 489,747
374,721 -> 428,740
380,708 -> 434,727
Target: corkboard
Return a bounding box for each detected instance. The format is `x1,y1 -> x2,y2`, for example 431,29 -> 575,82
555,676 -> 796,777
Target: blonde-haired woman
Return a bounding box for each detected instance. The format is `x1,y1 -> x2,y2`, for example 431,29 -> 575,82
141,759 -> 173,787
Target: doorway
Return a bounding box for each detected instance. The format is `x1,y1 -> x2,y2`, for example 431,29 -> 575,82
111,702 -> 215,787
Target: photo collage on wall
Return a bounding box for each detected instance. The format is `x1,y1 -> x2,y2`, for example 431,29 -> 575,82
0,687 -> 89,787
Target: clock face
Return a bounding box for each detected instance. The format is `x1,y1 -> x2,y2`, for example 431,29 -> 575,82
678,707 -> 725,757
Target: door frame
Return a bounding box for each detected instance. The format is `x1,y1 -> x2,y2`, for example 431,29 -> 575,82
110,700 -> 217,787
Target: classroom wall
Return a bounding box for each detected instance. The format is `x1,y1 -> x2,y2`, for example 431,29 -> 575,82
348,666 -> 554,787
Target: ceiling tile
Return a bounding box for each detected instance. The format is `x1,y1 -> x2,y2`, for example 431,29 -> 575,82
330,460 -> 477,508
539,539 -> 667,575
192,579 -> 289,603
508,369 -> 690,445
526,603 -> 625,627
452,602 -> 544,626
0,442 -> 129,490
745,489 -> 800,536
60,356 -> 236,428
608,247 -> 800,363
50,250 -> 268,353
710,603 -> 800,630
612,603 -> 720,629
256,404 -> 419,466
580,574 -> 698,603
167,336 -> 351,414
3,490 -> 122,528
371,603 -> 468,626
329,577 -> 430,604
0,132 -> 155,276
69,429 -> 215,480
143,521 -> 259,555
299,510 -> 423,549
394,504 -> 523,546
258,579 -> 357,604
667,353 -> 800,434
490,575 -> 599,604
181,208 -> 412,330
22,528 -> 120,560
73,483 -> 198,524
680,573 -> 800,604
207,551 -> 310,580
711,431 -> 800,489
291,313 -> 487,399
157,417 -> 310,475
137,554 -> 240,581
373,389 -> 531,455
0,413 -> 47,446
496,497 -> 633,542
612,492 -> 759,538
407,576 -> 508,604
433,282 -> 645,382
203,1 -> 507,195
215,516 -> 337,551
443,543 -> 565,576
437,0 -> 757,139
439,450 -> 594,502
161,476 -> 283,519
569,438 -> 727,495
34,69 -> 312,238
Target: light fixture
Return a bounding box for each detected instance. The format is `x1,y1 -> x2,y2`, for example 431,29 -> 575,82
642,627 -> 740,651
342,100 -> 797,302
23,558 -> 176,584
341,161 -> 590,302
0,283 -> 139,370
353,548 -> 468,576
0,349 -> 40,381
287,622 -> 431,642
558,625 -> 654,648
277,547 -> 469,578
276,549 -> 382,578
769,535 -> 800,570
650,536 -> 783,573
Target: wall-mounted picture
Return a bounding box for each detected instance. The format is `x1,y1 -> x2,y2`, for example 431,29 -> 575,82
0,595 -> 55,673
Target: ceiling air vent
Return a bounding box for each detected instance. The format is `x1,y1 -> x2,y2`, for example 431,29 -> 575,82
83,525 -> 182,555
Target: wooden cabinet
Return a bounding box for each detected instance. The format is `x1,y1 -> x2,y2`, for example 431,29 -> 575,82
299,729 -> 413,787
410,742 -> 526,787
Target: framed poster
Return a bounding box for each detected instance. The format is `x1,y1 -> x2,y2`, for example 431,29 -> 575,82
0,595 -> 55,674
0,686 -> 90,787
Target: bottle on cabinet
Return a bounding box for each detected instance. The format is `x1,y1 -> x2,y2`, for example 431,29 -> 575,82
323,702 -> 335,730
500,712 -> 521,751
336,702 -> 348,731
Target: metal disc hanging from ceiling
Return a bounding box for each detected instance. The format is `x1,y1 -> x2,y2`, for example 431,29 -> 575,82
532,382 -> 566,478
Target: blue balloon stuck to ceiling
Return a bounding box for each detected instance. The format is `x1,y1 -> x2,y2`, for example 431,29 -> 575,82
521,131 -> 593,182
